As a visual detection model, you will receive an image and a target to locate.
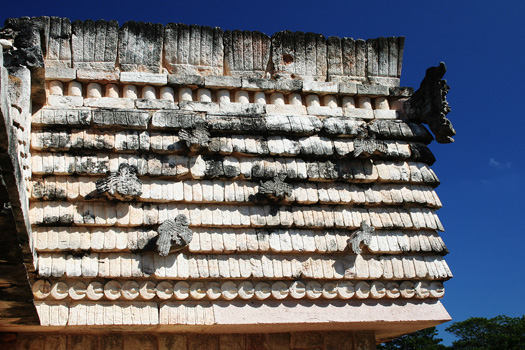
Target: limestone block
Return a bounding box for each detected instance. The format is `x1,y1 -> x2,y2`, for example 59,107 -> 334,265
337,81 -> 358,94
218,102 -> 265,115
168,75 -> 205,87
374,109 -> 397,120
271,31 -> 326,80
42,17 -> 72,67
47,95 -> 84,107
357,84 -> 389,96
266,104 -> 307,114
429,282 -> 445,298
76,69 -> 120,82
46,67 -> 76,81
84,97 -> 135,109
369,76 -> 400,87
179,101 -> 219,113
135,98 -> 178,110
120,72 -> 167,85
205,76 -> 241,88
241,78 -> 276,91
303,81 -> 338,94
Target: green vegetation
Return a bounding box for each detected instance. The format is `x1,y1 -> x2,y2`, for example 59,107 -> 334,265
378,315 -> 525,350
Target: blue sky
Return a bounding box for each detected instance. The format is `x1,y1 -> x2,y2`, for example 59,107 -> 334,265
2,0 -> 524,345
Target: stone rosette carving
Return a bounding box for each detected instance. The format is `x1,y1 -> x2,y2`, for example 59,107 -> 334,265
156,214 -> 193,256
96,163 -> 142,201
178,122 -> 210,151
403,61 -> 455,143
258,173 -> 293,200
349,221 -> 374,254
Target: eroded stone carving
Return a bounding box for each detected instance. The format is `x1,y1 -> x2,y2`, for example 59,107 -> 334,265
403,62 -> 455,143
258,173 -> 293,200
96,163 -> 142,201
178,122 -> 210,151
349,221 -> 374,254
156,214 -> 193,256
353,137 -> 388,157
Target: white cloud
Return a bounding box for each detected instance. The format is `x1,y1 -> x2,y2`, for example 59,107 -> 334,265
489,158 -> 511,169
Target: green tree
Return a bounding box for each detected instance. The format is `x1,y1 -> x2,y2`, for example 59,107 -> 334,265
378,327 -> 447,350
445,315 -> 525,349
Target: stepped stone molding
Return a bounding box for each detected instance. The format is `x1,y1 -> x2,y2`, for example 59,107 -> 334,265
32,107 -> 433,144
32,227 -> 448,254
34,252 -> 453,280
29,177 -> 444,208
30,128 -> 434,165
29,201 -> 445,231
32,279 -> 445,302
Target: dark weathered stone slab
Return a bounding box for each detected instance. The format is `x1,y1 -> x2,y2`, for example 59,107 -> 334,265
118,21 -> 164,73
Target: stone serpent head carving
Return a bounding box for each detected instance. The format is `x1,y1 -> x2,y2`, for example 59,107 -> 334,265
403,62 -> 455,143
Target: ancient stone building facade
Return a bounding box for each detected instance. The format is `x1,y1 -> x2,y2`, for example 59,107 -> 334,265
0,16 -> 455,349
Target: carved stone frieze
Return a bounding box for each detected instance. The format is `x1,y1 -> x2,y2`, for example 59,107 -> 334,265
31,279 -> 445,301
403,62 -> 455,143
258,173 -> 293,200
349,221 -> 374,254
156,214 -> 193,256
95,163 -> 142,201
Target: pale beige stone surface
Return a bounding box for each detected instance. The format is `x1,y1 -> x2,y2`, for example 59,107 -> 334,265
7,19 -> 453,346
